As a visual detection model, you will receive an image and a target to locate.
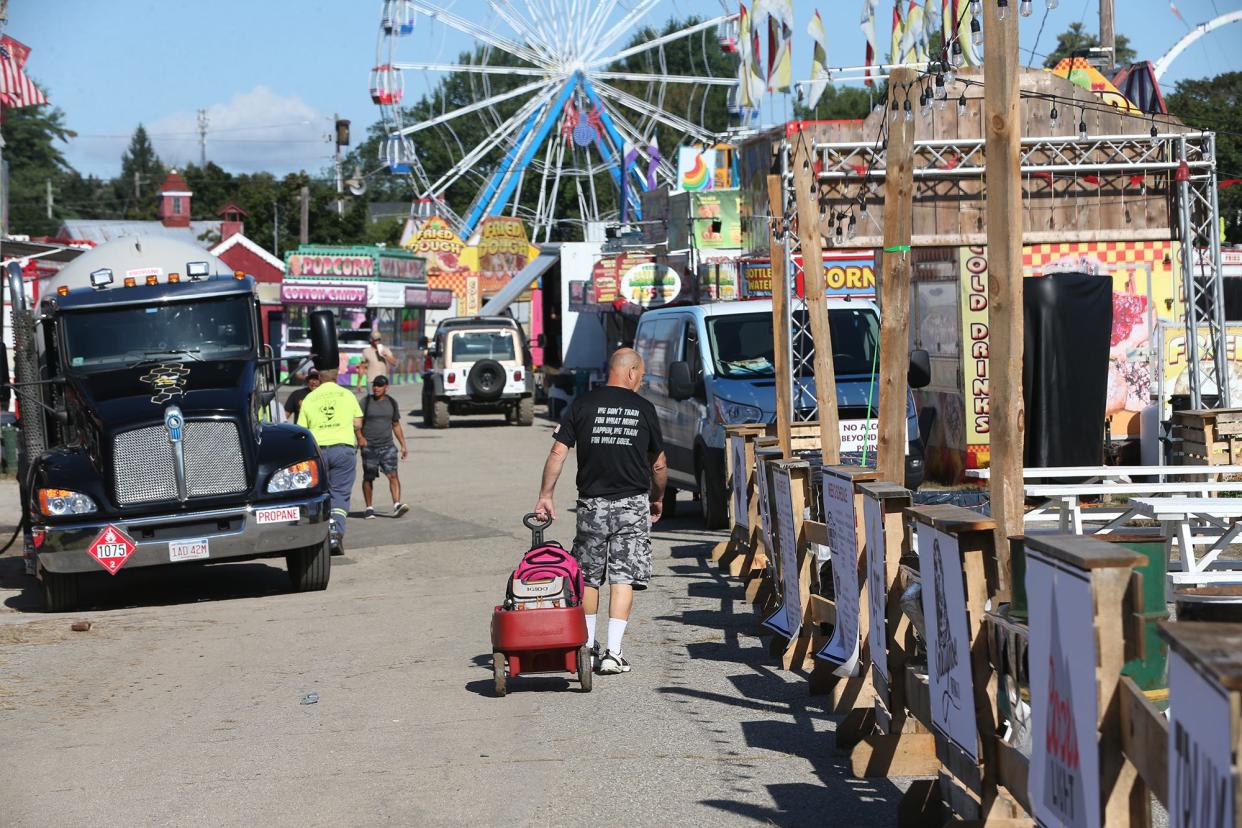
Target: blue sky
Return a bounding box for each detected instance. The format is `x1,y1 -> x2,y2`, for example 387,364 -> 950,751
9,1 -> 1242,180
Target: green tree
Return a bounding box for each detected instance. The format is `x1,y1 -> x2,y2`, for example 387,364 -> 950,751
1,97 -> 76,236
794,84 -> 879,121
1166,71 -> 1242,244
118,124 -> 165,217
1043,22 -> 1136,67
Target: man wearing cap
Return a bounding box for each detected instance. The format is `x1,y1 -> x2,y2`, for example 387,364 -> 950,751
298,368 -> 364,554
361,333 -> 398,385
360,375 -> 410,519
283,368 -> 321,424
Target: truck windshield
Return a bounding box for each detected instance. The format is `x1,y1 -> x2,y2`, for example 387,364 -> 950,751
451,331 -> 516,362
707,309 -> 880,378
62,295 -> 255,371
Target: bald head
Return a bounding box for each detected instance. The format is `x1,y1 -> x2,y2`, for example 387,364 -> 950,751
607,348 -> 644,392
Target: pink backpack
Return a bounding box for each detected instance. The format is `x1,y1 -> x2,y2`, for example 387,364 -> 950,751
503,516 -> 584,609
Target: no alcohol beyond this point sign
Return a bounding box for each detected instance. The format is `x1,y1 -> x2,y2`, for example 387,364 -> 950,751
87,524 -> 136,574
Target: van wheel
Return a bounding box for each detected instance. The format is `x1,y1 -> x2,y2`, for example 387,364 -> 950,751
432,399 -> 450,429
287,537 -> 331,592
698,462 -> 728,530
516,397 -> 534,426
662,486 -> 678,519
41,569 -> 79,612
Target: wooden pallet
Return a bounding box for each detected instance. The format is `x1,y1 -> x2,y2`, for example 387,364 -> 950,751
1171,408 -> 1242,465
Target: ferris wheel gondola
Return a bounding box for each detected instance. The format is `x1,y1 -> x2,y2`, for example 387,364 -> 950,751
371,1 -> 738,241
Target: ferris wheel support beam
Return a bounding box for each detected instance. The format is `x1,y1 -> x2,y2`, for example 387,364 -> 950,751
464,78 -> 577,238
588,14 -> 734,68
392,62 -> 552,77
592,71 -> 736,86
423,90 -> 551,199
593,80 -> 716,144
578,74 -> 644,218
396,78 -> 549,137
408,1 -> 550,68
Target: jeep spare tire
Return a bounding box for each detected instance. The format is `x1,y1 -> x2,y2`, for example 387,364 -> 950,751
467,360 -> 506,401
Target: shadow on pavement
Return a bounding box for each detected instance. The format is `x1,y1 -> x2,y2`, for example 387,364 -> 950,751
657,537 -> 905,824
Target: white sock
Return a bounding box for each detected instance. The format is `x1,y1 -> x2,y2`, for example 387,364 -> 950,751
584,614 -> 597,648
607,618 -> 628,655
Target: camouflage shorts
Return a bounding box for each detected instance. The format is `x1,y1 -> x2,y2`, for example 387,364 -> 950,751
572,494 -> 652,590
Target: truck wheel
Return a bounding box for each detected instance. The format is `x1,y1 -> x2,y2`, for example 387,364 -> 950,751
41,569 -> 79,613
432,399 -> 450,429
663,486 -> 678,519
516,397 -> 535,426
287,537 -> 331,592
698,462 -> 728,530
421,388 -> 433,427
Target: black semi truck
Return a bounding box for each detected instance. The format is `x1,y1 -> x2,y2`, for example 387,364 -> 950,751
9,236 -> 334,610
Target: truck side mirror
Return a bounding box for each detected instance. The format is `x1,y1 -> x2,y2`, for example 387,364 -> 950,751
418,336 -> 429,349
669,361 -> 695,401
908,349 -> 931,389
308,310 -> 340,371
536,333 -> 547,349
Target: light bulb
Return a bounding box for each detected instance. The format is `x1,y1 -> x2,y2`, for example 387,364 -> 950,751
944,67 -> 956,85
935,74 -> 946,99
971,17 -> 982,46
1078,119 -> 1087,140
1021,0 -> 1033,15
889,98 -> 899,123
847,216 -> 857,240
970,0 -> 981,14
904,99 -> 913,122
935,95 -> 947,113
958,94 -> 968,117
1049,106 -> 1058,129
1046,0 -> 1058,8
1150,124 -> 1158,141
859,200 -> 869,219
997,0 -> 1009,20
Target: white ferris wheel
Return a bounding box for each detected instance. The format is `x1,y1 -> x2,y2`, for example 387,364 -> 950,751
371,1 -> 739,240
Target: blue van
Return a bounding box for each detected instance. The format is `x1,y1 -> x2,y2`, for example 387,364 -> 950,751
634,299 -> 929,527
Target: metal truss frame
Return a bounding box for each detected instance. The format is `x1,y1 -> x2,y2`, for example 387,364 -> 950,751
775,129 -> 1228,420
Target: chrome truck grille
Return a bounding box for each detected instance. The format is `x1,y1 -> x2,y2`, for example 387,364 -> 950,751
113,421 -> 247,506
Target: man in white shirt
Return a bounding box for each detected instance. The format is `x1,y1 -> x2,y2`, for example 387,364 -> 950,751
362,333 -> 398,384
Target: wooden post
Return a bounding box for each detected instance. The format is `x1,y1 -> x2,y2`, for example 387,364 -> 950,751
877,66 -> 917,486
791,136 -> 841,465
767,174 -> 793,458
982,1 -> 1023,596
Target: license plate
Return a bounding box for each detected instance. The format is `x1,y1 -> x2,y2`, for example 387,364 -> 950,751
169,538 -> 209,562
255,506 -> 300,525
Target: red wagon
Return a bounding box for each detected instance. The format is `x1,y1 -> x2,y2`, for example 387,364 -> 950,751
490,515 -> 592,696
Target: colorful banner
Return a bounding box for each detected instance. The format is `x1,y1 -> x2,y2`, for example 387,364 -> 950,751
960,245 -> 991,470
742,260 -> 773,297
405,215 -> 468,272
620,261 -> 682,308
476,216 -> 530,273
404,286 -> 453,309
280,283 -> 369,305
677,146 -> 715,192
698,260 -> 740,301
286,253 -> 374,279
691,190 -> 742,249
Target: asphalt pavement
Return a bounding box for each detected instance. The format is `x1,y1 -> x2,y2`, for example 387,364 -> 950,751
0,383 -> 908,826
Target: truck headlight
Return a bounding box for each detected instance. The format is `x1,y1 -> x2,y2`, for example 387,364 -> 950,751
267,461 -> 319,493
713,397 -> 764,425
37,488 -> 97,517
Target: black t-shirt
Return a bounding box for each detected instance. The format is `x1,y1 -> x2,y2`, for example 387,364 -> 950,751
284,387 -> 312,423
553,385 -> 664,500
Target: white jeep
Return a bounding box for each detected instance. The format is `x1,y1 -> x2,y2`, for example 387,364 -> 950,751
421,316 -> 535,428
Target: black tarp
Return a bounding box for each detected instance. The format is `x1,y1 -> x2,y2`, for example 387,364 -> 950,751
1023,272 -> 1113,468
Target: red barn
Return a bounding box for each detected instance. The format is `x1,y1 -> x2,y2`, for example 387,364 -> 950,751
210,204 -> 286,352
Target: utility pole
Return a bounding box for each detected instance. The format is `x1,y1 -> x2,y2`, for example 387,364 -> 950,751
197,109 -> 209,167
333,113 -> 346,217
791,137 -> 841,466
983,0 -> 1023,594
876,67 -> 917,486
299,186 -> 310,245
45,178 -> 52,220
1099,0 -> 1116,70
272,200 -> 279,258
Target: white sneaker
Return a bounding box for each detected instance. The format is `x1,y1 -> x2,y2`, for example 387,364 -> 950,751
597,650 -> 631,674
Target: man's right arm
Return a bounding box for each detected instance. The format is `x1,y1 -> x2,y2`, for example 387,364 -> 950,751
534,442 -> 569,521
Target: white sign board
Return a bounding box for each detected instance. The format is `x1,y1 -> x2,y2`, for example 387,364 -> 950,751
729,435 -> 749,530
1168,649 -> 1234,828
815,469 -> 861,676
864,495 -> 890,684
756,457 -> 774,559
918,526 -> 978,761
1027,549 -> 1102,828
761,466 -> 801,639
839,418 -> 907,455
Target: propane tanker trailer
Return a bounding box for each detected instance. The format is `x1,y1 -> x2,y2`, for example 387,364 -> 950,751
8,236 -> 335,611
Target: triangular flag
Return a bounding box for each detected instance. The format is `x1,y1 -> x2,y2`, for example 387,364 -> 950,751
806,10 -> 830,109
860,0 -> 879,86
766,0 -> 793,93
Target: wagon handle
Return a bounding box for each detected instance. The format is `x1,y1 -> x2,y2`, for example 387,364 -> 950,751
523,512 -> 552,546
